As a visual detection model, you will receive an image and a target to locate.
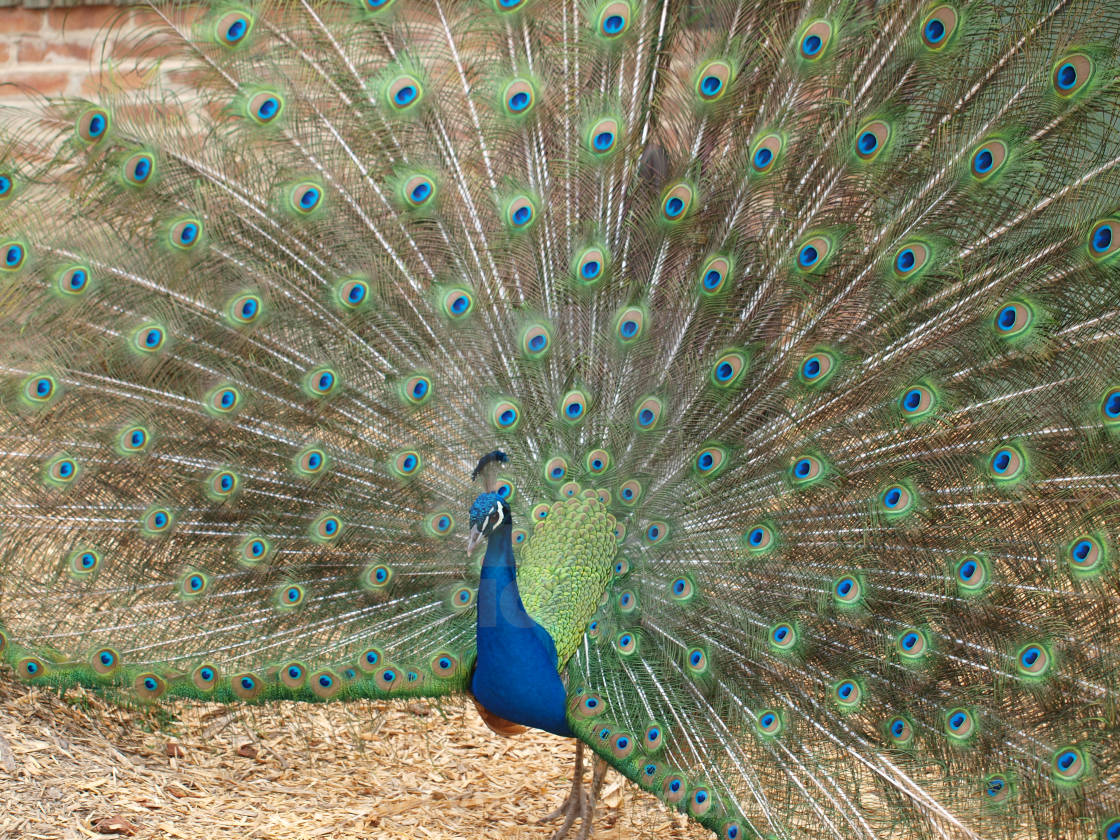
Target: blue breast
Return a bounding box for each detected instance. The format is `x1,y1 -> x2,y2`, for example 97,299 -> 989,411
471,523 -> 573,737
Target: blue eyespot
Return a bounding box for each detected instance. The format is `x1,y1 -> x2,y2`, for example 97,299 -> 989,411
664,196 -> 684,218
509,91 -> 529,111
924,18 -> 945,43
1093,224 -> 1113,253
754,147 -> 772,168
803,34 -> 821,55
1055,63 -> 1076,90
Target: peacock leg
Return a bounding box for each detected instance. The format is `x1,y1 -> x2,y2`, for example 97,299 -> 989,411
540,742 -> 609,840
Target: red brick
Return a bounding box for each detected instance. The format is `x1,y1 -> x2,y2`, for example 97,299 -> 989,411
47,5 -> 124,34
0,43 -> 11,64
52,41 -> 94,62
81,65 -> 153,97
16,38 -> 47,63
0,9 -> 45,36
4,72 -> 72,97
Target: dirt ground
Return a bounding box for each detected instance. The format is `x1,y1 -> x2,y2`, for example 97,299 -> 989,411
0,677 -> 710,840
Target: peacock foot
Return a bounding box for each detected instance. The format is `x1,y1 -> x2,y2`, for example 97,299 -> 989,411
538,740 -> 608,840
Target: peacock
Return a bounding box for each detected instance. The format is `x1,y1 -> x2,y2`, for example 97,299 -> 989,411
2,0 -> 1120,837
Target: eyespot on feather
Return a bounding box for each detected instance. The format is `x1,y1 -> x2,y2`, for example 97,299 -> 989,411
1088,219 -> 1120,261
798,350 -> 837,386
899,383 -> 937,420
386,74 -> 424,111
798,19 -> 832,60
660,183 -> 694,222
442,287 -> 474,320
755,709 -> 784,737
1051,746 -> 1089,784
239,537 -> 271,566
698,255 -> 732,295
920,5 -> 958,49
970,139 -> 1008,180
892,242 -> 931,280
586,449 -> 610,474
292,446 -> 328,477
134,673 -> 167,700
854,120 -> 890,161
57,264 -> 91,296
619,479 -> 643,505
896,627 -> 930,662
193,664 -> 219,692
216,10 -> 253,46
401,173 -> 437,208
505,194 -> 537,230
1066,534 -> 1107,577
586,116 -> 621,156
289,182 -> 323,214
491,399 -> 521,431
501,78 -> 536,116
886,715 -> 914,746
615,306 -> 646,344
560,390 -> 588,423
695,59 -> 733,103
879,483 -> 915,516
232,672 -> 263,700
91,647 -> 121,676
831,679 -> 863,711
954,555 -> 990,595
795,235 -> 833,272
76,107 -> 110,143
69,547 -> 101,577
141,506 -> 174,537
247,91 -> 283,124
310,512 -> 344,542
304,366 -> 340,398
281,662 -> 307,690
519,322 -> 552,358
750,133 -> 783,174
168,218 -> 202,250
205,384 -> 243,416
227,292 -> 263,325
832,574 -> 865,607
987,444 -> 1026,483
595,1 -> 631,39
573,246 -> 608,285
1052,53 -> 1092,97
427,512 -> 455,536
789,455 -> 823,484
0,240 -> 26,274
122,152 -> 155,186
401,374 -> 432,406
992,300 -> 1034,339
710,350 -> 747,387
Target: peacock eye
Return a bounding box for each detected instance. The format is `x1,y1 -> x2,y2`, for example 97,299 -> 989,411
488,510 -> 500,524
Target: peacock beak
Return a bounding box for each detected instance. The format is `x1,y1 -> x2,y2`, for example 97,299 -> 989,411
466,524 -> 485,557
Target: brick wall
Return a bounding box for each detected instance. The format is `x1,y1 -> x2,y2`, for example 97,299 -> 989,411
0,3 -> 145,101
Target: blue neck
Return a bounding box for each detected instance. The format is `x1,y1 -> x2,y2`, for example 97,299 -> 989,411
471,520 -> 572,737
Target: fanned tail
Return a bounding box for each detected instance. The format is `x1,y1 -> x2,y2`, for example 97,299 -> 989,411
1,2 -> 1120,839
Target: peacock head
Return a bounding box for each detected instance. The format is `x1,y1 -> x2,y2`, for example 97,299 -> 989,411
467,492 -> 511,556
467,450 -> 512,556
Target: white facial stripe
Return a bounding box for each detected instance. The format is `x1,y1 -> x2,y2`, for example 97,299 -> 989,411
492,502 -> 505,528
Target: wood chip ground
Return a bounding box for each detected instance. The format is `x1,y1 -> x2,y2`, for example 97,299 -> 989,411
0,678 -> 710,839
